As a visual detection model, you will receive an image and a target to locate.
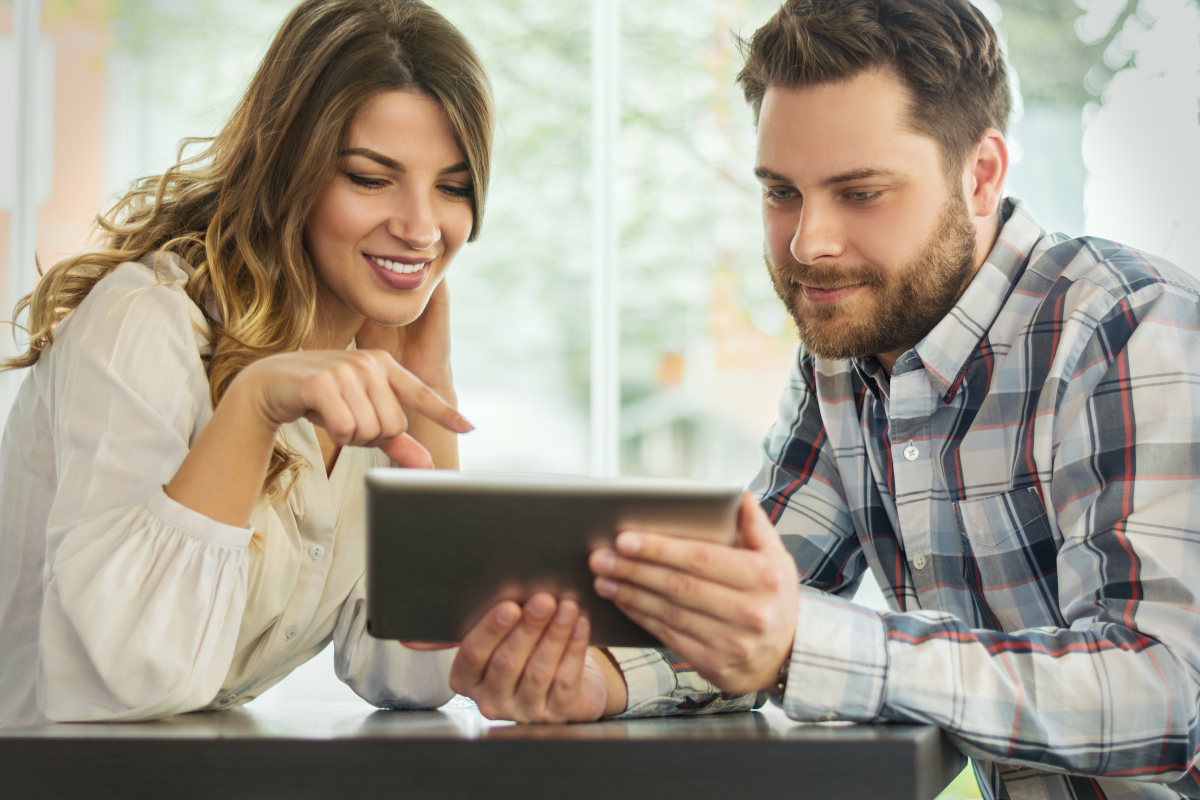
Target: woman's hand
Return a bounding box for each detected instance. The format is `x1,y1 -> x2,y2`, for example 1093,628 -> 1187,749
166,349 -> 470,527
449,594 -> 628,723
239,348 -> 470,466
355,279 -> 463,468
357,278 -> 453,390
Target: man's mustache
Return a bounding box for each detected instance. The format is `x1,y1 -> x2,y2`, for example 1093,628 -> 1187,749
768,253 -> 886,292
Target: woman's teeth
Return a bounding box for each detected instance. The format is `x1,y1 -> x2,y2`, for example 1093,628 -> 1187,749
369,255 -> 427,274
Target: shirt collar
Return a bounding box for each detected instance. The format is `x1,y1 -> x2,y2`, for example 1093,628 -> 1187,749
883,197 -> 1044,402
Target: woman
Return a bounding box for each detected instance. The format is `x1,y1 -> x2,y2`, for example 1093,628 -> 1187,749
0,0 -> 498,728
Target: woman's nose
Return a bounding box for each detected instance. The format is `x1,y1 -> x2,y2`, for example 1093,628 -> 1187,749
388,192 -> 441,251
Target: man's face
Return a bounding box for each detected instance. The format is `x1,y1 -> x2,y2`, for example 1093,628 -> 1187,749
755,70 -> 980,363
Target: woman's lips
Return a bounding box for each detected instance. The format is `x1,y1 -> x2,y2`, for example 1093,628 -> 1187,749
801,283 -> 866,304
364,254 -> 430,290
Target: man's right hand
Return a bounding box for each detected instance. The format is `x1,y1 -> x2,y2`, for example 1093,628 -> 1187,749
449,594 -> 628,723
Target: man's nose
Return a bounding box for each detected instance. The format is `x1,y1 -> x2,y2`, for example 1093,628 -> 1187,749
790,201 -> 845,265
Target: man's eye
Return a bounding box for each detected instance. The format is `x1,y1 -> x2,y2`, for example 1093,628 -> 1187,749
846,191 -> 881,203
766,188 -> 797,201
346,173 -> 386,189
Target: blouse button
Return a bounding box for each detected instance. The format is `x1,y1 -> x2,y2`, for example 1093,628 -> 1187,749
912,554 -> 927,570
309,544 -> 325,561
903,444 -> 919,461
285,624 -> 299,640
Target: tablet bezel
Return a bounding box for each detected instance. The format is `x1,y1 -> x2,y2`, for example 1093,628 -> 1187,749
365,469 -> 743,647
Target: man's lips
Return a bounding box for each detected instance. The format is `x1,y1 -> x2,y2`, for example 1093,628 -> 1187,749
801,283 -> 867,304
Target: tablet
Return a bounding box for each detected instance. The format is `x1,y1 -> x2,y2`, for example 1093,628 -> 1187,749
365,469 -> 743,647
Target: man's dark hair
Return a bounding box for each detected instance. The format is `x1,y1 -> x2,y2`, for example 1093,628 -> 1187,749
737,0 -> 1011,175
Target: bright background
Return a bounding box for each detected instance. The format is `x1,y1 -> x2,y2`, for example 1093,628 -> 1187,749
2,1 -> 1198,796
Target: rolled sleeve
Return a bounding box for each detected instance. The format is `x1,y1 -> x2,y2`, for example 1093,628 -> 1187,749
781,586 -> 888,722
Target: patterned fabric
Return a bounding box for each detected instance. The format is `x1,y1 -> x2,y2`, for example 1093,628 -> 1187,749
615,199 -> 1200,800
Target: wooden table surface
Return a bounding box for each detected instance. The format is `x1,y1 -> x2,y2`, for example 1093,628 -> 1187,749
0,698 -> 966,799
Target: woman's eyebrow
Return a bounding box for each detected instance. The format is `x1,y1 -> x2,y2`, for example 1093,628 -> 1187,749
339,149 -> 469,178
340,147 -> 400,170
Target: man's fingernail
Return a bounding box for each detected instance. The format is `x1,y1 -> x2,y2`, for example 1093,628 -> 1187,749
555,602 -> 575,625
591,549 -> 616,574
527,596 -> 553,620
595,577 -> 618,598
496,605 -> 518,626
616,533 -> 642,555
572,617 -> 588,638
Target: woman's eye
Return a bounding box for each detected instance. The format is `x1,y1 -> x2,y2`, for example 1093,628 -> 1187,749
346,173 -> 387,189
440,184 -> 474,199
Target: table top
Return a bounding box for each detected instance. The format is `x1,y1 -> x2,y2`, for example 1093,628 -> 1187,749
0,698 -> 965,800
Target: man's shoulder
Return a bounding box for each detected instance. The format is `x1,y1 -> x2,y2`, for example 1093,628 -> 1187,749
1023,232 -> 1200,311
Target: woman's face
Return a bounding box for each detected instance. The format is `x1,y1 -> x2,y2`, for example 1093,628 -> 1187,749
307,89 -> 474,339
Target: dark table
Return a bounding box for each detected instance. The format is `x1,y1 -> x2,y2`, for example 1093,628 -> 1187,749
0,697 -> 966,799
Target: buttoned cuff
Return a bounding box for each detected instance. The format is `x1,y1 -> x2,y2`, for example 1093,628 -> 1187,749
147,486 -> 255,550
606,646 -> 678,717
780,585 -> 889,722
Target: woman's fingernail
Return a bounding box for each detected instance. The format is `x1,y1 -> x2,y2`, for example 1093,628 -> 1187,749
458,415 -> 475,432
572,616 -> 589,638
594,577 -> 618,598
555,602 -> 576,625
496,604 -> 518,626
591,549 -> 616,574
616,533 -> 642,555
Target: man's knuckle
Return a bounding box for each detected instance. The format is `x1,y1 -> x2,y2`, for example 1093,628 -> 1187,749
667,572 -> 693,598
490,651 -> 518,676
687,544 -> 712,570
525,665 -> 552,688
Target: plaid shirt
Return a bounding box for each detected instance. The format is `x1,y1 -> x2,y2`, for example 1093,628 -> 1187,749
610,199 -> 1200,800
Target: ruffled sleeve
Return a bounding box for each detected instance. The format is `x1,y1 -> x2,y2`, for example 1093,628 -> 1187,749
37,260 -> 254,721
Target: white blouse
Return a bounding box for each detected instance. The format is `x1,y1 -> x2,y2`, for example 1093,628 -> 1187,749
0,254 -> 456,728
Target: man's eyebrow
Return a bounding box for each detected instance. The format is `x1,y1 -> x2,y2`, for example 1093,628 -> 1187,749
339,149 -> 470,178
753,167 -> 790,182
822,167 -> 904,186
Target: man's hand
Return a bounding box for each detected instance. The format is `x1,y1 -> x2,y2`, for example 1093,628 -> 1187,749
589,493 -> 799,695
449,593 -> 628,723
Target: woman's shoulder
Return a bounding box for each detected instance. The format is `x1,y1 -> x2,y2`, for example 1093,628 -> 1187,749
56,252 -> 213,357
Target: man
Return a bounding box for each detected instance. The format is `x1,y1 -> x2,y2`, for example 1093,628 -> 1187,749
451,1 -> 1200,797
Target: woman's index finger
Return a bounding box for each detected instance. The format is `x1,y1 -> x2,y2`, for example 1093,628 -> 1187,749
383,360 -> 474,433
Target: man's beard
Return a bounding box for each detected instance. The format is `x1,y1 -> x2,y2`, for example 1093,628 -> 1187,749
767,193 -> 978,361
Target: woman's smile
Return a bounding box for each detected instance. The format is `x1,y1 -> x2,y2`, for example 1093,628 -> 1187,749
364,253 -> 432,290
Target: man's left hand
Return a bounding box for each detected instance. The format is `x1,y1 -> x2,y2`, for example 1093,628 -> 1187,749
589,493 -> 799,695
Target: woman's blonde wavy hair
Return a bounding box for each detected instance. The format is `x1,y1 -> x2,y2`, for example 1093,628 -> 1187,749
3,0 -> 494,499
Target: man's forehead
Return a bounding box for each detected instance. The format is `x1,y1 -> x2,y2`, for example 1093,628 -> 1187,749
755,73 -> 938,182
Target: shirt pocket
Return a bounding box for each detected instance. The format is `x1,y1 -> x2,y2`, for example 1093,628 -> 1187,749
953,486 -> 1065,630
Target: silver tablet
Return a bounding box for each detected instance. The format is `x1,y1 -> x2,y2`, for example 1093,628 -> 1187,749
365,469 -> 743,647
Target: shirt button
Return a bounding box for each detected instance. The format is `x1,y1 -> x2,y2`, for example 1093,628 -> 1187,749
309,544 -> 325,561
285,624 -> 299,640
903,444 -> 919,461
912,554 -> 927,570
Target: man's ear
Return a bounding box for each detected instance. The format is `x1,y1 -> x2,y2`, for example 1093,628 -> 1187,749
962,128 -> 1008,220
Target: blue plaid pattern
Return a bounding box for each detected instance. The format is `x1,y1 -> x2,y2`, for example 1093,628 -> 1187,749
615,199 -> 1200,800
